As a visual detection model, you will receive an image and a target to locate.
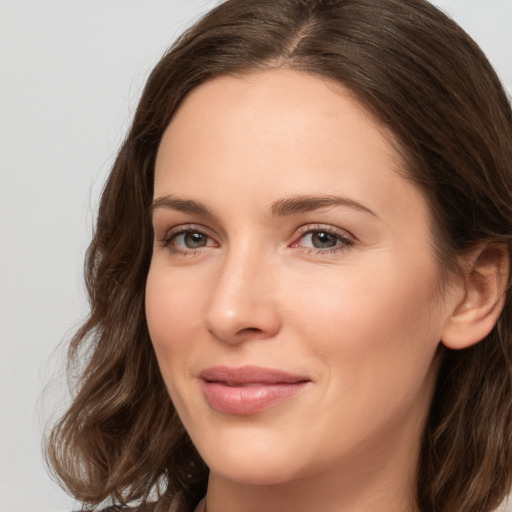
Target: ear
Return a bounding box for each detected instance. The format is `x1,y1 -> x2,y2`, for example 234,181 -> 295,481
442,242 -> 509,350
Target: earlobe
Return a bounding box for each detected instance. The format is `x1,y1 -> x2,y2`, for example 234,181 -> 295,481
441,242 -> 509,350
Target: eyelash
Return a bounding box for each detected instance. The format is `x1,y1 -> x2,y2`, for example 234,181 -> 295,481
157,224 -> 354,256
158,224 -> 217,256
291,225 -> 354,255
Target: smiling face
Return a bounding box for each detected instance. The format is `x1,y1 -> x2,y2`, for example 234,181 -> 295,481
146,69 -> 454,504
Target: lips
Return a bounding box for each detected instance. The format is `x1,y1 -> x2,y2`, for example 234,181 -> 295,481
199,365 -> 310,415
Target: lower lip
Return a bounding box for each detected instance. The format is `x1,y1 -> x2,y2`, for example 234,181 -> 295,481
200,381 -> 308,415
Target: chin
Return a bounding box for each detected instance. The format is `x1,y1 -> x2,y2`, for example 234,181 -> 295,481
208,455 -> 302,486
193,429 -> 309,486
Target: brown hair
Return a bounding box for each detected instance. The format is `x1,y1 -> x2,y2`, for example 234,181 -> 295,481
46,1 -> 512,511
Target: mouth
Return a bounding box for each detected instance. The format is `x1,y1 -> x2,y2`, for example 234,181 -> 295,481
199,365 -> 310,415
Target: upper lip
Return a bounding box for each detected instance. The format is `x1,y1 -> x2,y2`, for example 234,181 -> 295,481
199,365 -> 310,385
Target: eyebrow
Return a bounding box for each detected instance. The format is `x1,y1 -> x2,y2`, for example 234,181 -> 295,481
151,194 -> 378,218
151,196 -> 212,216
270,195 -> 378,218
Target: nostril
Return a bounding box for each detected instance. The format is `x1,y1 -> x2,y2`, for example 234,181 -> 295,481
236,327 -> 265,338
203,294 -> 282,344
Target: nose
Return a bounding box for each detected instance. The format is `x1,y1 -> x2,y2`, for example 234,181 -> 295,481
203,247 -> 282,345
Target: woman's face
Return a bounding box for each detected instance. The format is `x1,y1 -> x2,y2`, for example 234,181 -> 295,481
146,69 -> 453,488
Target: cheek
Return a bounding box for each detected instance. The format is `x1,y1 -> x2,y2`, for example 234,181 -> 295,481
282,263 -> 442,461
288,256 -> 439,340
145,267 -> 204,377
284,256 -> 442,396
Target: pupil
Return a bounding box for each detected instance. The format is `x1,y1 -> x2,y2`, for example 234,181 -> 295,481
185,232 -> 206,248
312,232 -> 337,249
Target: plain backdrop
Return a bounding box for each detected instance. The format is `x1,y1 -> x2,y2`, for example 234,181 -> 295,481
1,1 -> 511,511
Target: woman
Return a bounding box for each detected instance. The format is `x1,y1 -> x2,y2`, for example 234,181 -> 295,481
46,0 -> 512,511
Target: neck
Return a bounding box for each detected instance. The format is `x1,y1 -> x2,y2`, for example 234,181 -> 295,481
206,473 -> 418,512
204,422 -> 422,512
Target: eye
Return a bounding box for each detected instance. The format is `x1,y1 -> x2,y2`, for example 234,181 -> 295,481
174,231 -> 210,249
302,231 -> 340,249
290,226 -> 354,253
158,225 -> 218,254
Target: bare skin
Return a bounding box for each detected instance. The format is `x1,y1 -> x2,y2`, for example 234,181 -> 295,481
146,69 -> 505,512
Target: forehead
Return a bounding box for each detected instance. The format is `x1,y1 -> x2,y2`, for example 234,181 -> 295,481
154,69 -> 426,226
157,69 -> 398,168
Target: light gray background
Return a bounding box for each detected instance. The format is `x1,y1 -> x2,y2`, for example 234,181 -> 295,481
1,1 -> 511,511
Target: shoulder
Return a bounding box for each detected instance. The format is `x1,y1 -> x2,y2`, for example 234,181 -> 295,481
77,499 -> 199,512
90,506 -> 154,512
81,507 -> 135,512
